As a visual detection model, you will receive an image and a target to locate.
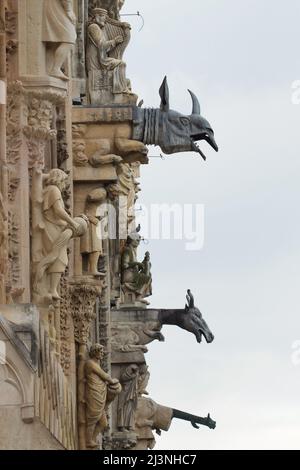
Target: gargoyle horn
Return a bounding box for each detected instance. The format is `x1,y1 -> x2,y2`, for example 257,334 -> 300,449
188,90 -> 201,115
159,76 -> 170,112
186,289 -> 195,309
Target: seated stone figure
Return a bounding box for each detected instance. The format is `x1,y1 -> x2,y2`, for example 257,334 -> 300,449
86,8 -> 134,105
121,232 -> 152,307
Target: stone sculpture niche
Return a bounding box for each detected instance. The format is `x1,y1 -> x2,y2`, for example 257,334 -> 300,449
86,7 -> 136,105
84,344 -> 121,449
42,0 -> 77,81
121,231 -> 152,308
32,168 -> 88,303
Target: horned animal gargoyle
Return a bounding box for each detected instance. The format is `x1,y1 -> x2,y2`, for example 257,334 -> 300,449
73,77 -> 218,164
131,76 -> 219,161
157,290 -> 214,344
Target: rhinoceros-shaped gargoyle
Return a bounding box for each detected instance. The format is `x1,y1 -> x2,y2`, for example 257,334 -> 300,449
131,76 -> 219,161
73,77 -> 218,165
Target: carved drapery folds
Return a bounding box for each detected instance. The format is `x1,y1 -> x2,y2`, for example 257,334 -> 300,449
32,169 -> 88,304
80,187 -> 107,277
117,364 -> 139,432
42,0 -> 77,81
82,344 -> 121,449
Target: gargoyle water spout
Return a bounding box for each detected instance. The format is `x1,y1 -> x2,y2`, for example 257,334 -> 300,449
132,77 -> 218,160
158,289 -> 214,344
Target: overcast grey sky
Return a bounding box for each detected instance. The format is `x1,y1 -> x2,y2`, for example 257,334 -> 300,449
123,0 -> 300,449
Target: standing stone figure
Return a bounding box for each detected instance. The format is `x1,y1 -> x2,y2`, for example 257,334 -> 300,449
121,232 -> 152,305
34,169 -> 87,301
86,8 -> 131,104
85,344 -> 121,448
117,364 -> 139,432
42,0 -> 77,80
80,188 -> 107,276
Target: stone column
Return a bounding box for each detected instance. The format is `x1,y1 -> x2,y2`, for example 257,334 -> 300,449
0,0 -> 8,303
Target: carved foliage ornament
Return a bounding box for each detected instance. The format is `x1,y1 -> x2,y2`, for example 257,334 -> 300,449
69,283 -> 102,344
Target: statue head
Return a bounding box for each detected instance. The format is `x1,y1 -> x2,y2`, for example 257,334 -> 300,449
158,77 -> 218,160
127,231 -> 141,249
107,183 -> 120,200
45,169 -> 69,192
87,187 -> 107,203
117,0 -> 125,11
92,8 -> 108,27
89,343 -> 105,361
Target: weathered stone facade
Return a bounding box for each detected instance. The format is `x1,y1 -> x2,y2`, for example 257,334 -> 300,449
0,0 -> 217,450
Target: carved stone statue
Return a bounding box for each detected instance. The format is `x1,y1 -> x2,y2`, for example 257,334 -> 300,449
80,188 -> 107,276
86,8 -> 134,105
42,0 -> 77,80
117,364 -> 139,432
107,162 -> 139,235
138,364 -> 150,396
121,232 -> 152,306
33,169 -> 88,301
85,344 -> 121,449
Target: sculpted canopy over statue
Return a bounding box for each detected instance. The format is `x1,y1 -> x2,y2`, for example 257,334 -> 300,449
86,8 -> 134,105
85,344 -> 121,448
33,169 -> 88,301
42,0 -> 77,81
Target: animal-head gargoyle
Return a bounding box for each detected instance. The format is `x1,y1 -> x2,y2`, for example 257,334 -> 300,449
158,289 -> 215,344
158,77 -> 218,160
132,77 -> 218,161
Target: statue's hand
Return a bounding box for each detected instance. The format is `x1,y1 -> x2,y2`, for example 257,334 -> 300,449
110,378 -> 119,386
115,35 -> 124,45
112,155 -> 123,164
71,221 -> 81,236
